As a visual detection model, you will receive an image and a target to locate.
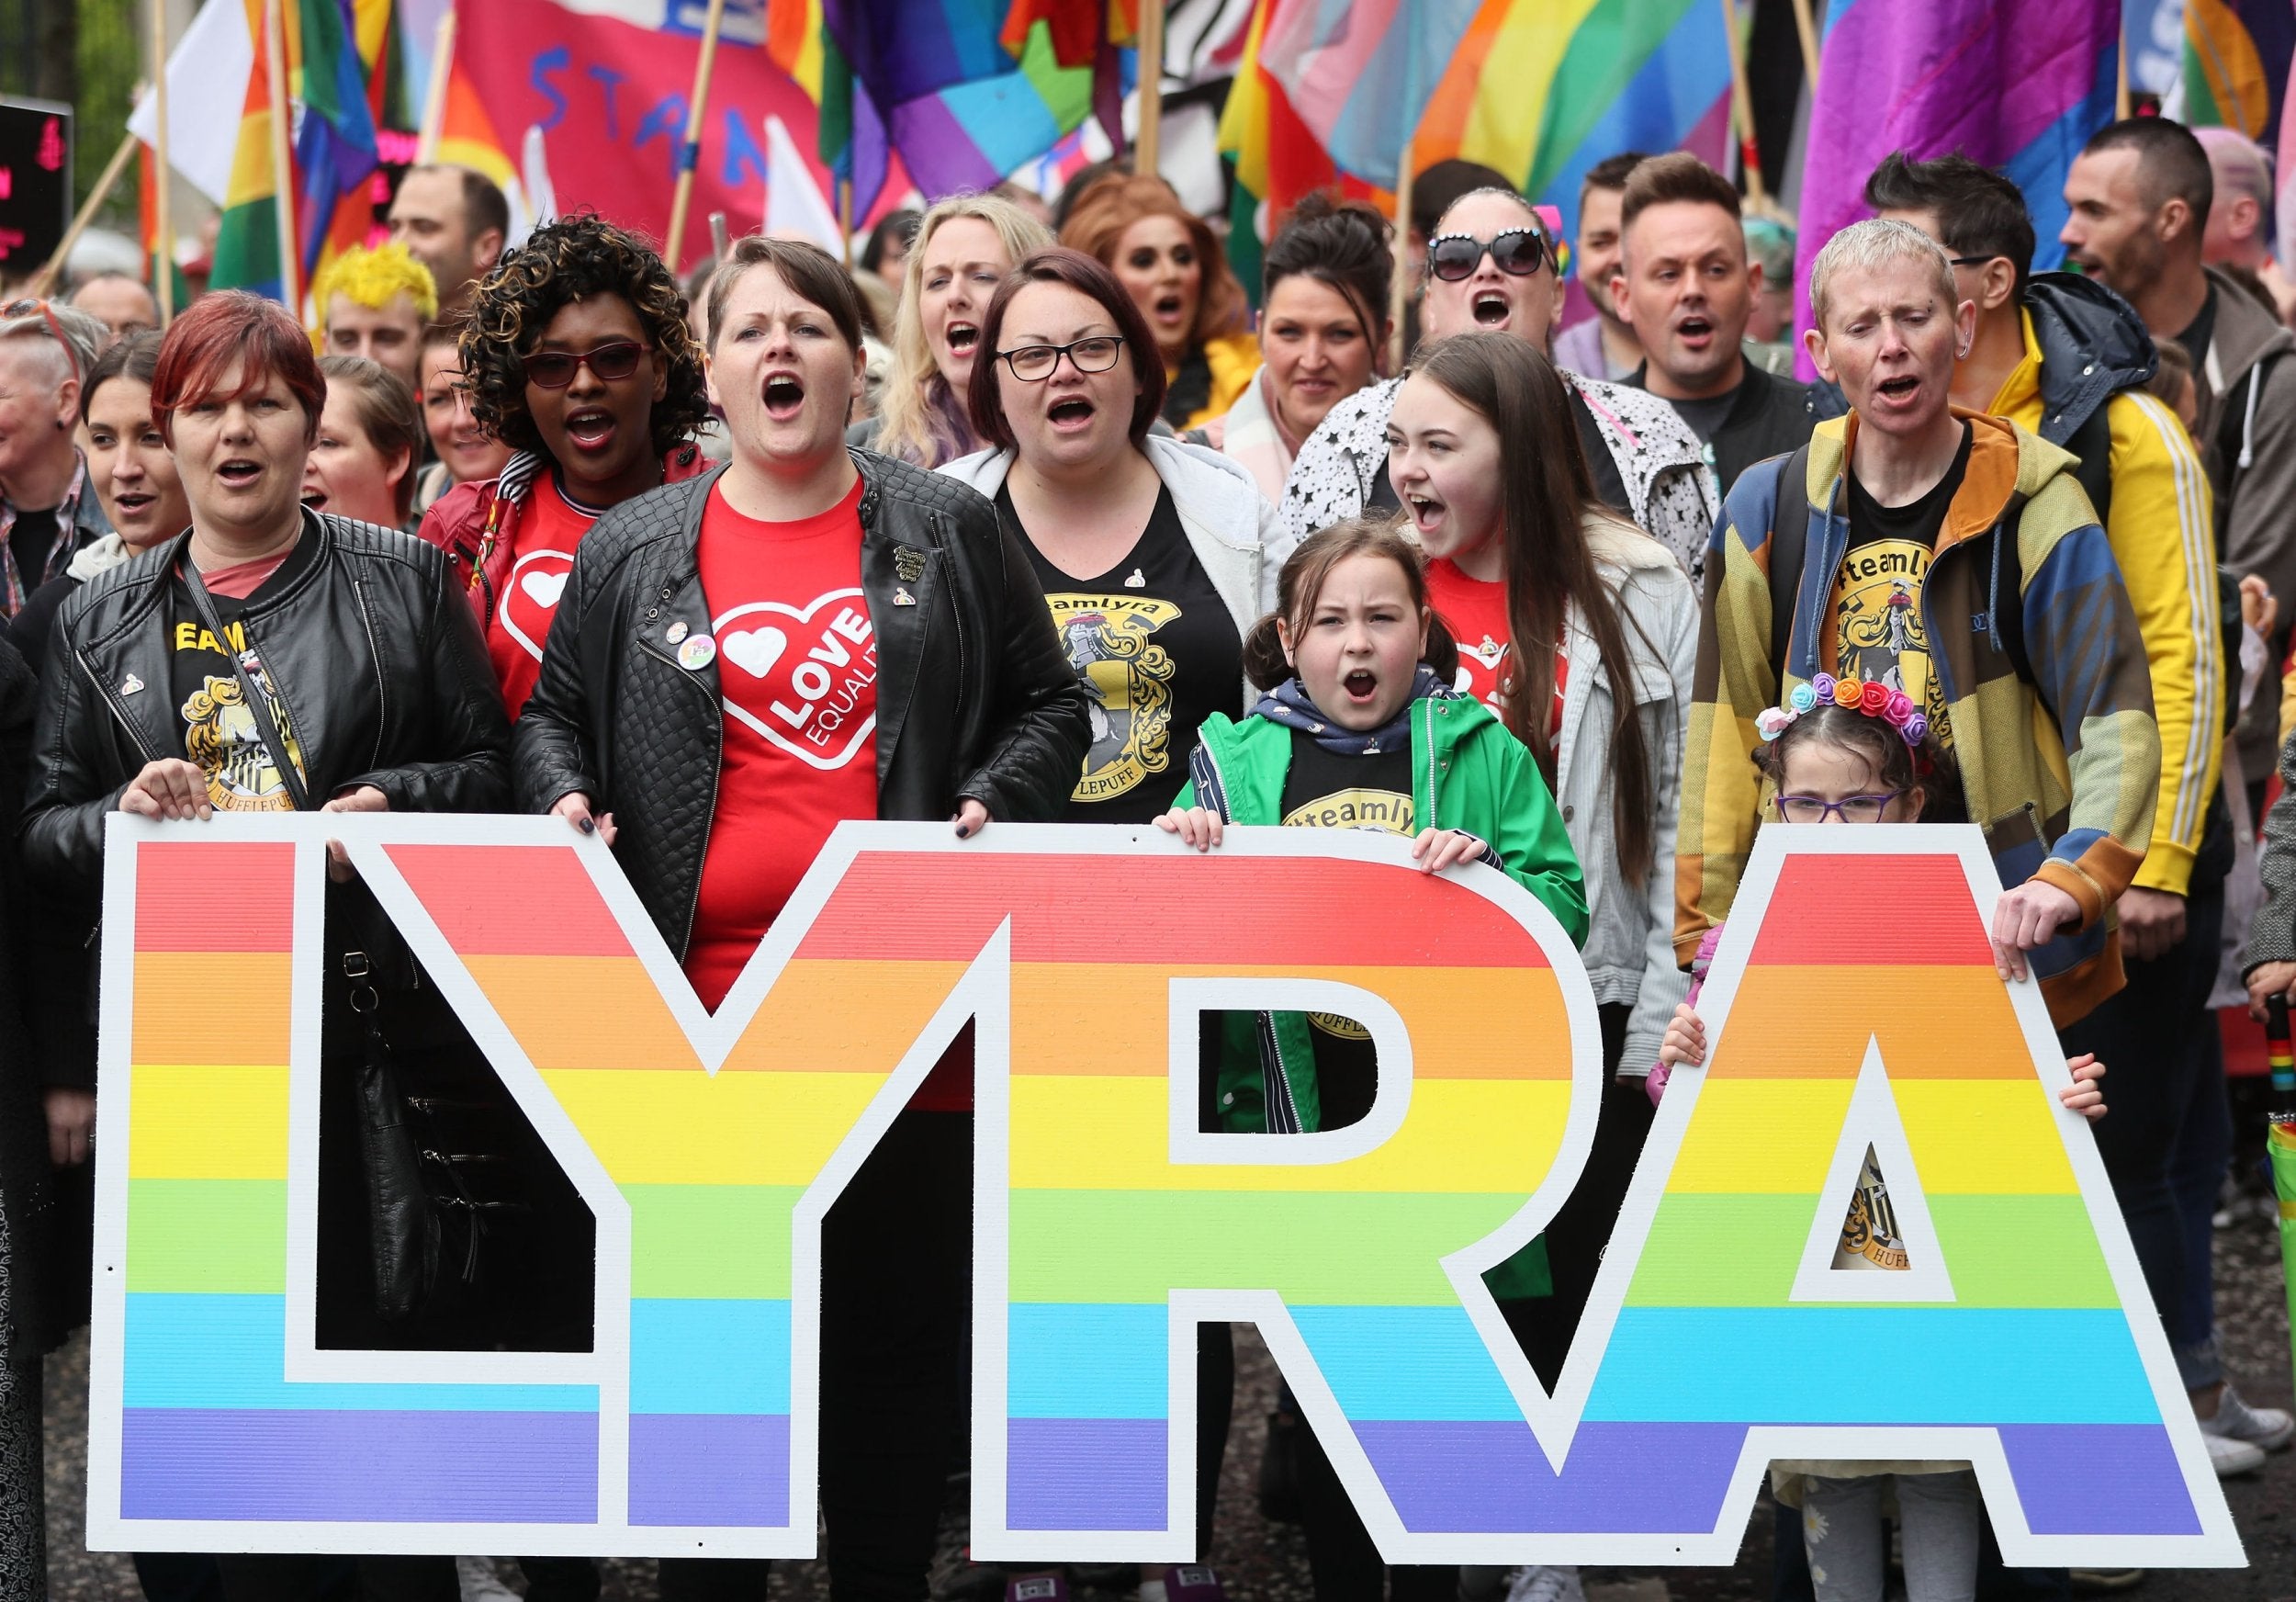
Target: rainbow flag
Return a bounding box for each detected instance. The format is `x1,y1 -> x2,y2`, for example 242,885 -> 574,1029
2183,0 -> 2296,144
1217,0 -> 1730,298
1421,0 -> 1731,248
209,1 -> 288,299
207,0 -> 385,303
1795,0 -> 2119,369
1255,0 -> 1482,188
819,0 -> 1098,209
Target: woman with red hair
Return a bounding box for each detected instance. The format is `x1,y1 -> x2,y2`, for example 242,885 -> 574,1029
20,290 -> 520,1602
1060,173 -> 1260,430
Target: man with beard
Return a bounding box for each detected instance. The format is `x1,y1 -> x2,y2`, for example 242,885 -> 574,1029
1614,152 -> 1840,498
2064,117 -> 2296,807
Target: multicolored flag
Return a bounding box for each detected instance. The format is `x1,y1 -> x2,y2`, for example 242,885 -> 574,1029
1796,0 -> 2120,372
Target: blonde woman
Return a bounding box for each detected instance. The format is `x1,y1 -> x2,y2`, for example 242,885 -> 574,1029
850,191 -> 1052,466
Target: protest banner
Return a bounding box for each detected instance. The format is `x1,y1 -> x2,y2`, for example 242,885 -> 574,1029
86,815 -> 2242,1566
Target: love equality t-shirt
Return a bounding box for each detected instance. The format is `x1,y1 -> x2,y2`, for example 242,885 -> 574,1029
688,477 -> 879,1011
489,474 -> 603,718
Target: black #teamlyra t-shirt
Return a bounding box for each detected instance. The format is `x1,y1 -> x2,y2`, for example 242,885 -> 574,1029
166,536 -> 320,811
1278,730 -> 1413,1130
1013,484 -> 1243,824
1832,422 -> 1972,750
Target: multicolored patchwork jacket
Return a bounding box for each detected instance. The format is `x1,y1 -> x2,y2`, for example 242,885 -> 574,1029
1676,409 -> 2161,1026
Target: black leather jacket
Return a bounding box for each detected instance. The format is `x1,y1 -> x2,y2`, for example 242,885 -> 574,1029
20,512 -> 512,890
513,451 -> 1092,959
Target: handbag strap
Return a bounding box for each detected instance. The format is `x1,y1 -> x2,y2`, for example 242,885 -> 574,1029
180,551 -> 314,814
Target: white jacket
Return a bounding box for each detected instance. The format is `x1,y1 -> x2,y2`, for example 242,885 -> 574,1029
1562,513 -> 1699,1071
941,434 -> 1283,712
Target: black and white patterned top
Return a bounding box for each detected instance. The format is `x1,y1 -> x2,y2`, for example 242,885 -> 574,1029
1273,372 -> 1722,585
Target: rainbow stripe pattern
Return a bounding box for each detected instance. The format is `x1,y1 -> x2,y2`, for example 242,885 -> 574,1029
94,818 -> 2240,1565
108,838 -> 599,1528
979,834 -> 1595,1551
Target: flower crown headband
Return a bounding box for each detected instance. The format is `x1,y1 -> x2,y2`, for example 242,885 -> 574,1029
1753,672 -> 1930,750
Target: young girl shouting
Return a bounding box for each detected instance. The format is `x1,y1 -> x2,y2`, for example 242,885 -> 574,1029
1158,516 -> 1583,1602
1159,516 -> 1586,1132
1658,687 -> 2107,1602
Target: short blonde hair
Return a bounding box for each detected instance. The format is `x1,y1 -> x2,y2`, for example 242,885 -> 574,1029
314,242 -> 439,324
1806,218 -> 1955,333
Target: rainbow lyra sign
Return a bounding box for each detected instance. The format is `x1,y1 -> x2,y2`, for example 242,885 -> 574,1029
89,816 -> 2244,1566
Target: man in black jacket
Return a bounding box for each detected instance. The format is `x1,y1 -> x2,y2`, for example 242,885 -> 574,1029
1615,152 -> 1842,499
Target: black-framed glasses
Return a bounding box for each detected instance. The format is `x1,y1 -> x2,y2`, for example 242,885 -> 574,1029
997,334 -> 1126,381
524,341 -> 650,389
1427,229 -> 1551,283
1946,254 -> 2000,268
1771,791 -> 1907,824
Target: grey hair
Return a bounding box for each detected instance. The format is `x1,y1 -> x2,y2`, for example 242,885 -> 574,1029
0,302 -> 106,406
1806,218 -> 1957,333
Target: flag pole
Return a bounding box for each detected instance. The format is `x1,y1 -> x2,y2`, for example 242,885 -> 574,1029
1788,0 -> 1820,94
416,9 -> 456,164
26,132 -> 140,299
838,177 -> 854,269
1389,141 -> 1415,375
150,0 -> 174,322
1136,0 -> 1165,176
1719,0 -> 1767,209
2116,16 -> 2132,119
264,0 -> 298,310
664,0 -> 731,276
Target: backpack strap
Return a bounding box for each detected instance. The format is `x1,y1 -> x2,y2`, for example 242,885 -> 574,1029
2063,399 -> 2114,531
1765,442 -> 1815,682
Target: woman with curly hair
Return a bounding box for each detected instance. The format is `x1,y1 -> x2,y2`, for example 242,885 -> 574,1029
852,190 -> 1051,467
1060,172 -> 1259,430
419,211 -> 711,716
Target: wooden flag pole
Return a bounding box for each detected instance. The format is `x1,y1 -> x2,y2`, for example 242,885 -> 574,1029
838,176 -> 854,268
1389,143 -> 1415,374
151,0 -> 174,322
2116,16 -> 2132,119
664,0 -> 731,275
1788,0 -> 1820,94
264,0 -> 298,310
26,132 -> 140,299
416,9 -> 456,164
1135,0 -> 1166,176
1719,0 -> 1767,209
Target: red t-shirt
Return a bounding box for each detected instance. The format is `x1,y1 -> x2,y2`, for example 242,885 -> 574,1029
489,476 -> 599,718
1424,558 -> 1567,739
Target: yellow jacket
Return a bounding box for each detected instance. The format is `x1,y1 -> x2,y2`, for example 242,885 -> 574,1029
1990,310 -> 2222,895
1175,332 -> 1262,433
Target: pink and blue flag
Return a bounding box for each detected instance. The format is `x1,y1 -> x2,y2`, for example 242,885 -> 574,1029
1796,0 -> 2121,368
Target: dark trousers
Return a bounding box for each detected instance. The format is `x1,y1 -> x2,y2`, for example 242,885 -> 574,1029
659,1110 -> 971,1602
2058,878 -> 2224,1365
215,1556 -> 444,1602
1513,1004 -> 1647,1391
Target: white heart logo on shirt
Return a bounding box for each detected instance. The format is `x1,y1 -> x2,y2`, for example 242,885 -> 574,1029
722,626 -> 787,679
499,547 -> 578,660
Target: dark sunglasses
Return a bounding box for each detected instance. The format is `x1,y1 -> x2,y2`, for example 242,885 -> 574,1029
524,341 -> 651,389
1427,229 -> 1551,283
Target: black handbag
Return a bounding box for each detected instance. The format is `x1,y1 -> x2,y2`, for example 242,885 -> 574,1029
182,563 -> 514,1326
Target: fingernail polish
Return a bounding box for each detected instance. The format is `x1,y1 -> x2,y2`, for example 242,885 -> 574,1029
955,824 -> 971,839
577,817 -> 595,834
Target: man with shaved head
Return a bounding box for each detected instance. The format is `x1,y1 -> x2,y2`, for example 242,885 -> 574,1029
0,301 -> 109,619
2066,118 -> 2296,804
